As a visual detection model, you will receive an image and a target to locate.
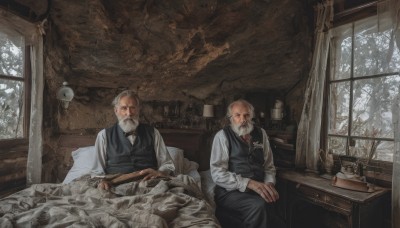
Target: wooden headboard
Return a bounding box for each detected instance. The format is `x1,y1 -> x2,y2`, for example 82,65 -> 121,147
58,134 -> 97,181
58,135 -> 97,150
158,129 -> 213,171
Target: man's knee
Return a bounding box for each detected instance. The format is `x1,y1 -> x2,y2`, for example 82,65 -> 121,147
247,199 -> 267,215
238,200 -> 265,222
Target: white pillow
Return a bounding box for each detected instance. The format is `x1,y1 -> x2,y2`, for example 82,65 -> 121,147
167,146 -> 202,188
63,146 -> 96,184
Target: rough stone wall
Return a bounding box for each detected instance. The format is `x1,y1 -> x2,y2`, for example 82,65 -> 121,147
44,0 -> 313,98
40,0 -> 313,182
0,0 -> 314,184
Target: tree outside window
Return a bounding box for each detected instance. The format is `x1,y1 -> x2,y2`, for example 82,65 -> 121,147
0,31 -> 27,140
328,15 -> 400,163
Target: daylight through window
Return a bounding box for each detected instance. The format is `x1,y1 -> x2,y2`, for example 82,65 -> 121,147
328,15 -> 400,162
0,31 -> 26,140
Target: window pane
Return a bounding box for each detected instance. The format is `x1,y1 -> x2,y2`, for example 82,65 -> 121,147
331,24 -> 352,80
328,136 -> 347,155
351,75 -> 400,138
329,81 -> 350,135
354,17 -> 400,77
0,31 -> 24,78
0,79 -> 24,139
328,15 -> 396,163
350,139 -> 393,162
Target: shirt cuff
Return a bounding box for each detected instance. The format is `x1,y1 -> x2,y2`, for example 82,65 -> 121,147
238,177 -> 250,192
264,175 -> 276,185
158,165 -> 175,175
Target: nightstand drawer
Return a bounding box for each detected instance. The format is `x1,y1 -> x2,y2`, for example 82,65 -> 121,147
295,184 -> 353,214
325,194 -> 353,213
296,184 -> 325,202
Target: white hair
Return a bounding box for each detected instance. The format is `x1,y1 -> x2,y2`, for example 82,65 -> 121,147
226,99 -> 255,120
112,90 -> 140,107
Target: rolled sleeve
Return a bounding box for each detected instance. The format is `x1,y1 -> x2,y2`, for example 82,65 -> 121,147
261,129 -> 276,184
154,128 -> 175,175
91,129 -> 107,176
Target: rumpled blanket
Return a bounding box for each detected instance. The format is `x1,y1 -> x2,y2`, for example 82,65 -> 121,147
0,174 -> 220,228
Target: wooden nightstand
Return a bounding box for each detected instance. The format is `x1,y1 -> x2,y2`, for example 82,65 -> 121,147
276,170 -> 390,228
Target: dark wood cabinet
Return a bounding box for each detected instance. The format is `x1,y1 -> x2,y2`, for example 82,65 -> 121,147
276,170 -> 390,228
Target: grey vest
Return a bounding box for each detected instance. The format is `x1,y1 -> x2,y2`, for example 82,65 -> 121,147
105,123 -> 157,174
223,126 -> 265,182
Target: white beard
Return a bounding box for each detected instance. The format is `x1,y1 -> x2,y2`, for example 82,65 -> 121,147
118,117 -> 139,133
231,121 -> 254,136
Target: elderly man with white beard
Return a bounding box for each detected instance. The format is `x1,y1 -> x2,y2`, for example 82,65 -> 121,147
92,90 -> 175,190
210,99 -> 284,228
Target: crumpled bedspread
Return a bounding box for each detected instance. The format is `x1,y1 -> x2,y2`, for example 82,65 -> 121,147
0,174 -> 220,228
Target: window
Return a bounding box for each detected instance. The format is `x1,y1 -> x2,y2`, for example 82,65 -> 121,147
0,30 -> 30,142
327,15 -> 400,162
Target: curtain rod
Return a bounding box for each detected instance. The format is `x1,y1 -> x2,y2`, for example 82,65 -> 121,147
334,1 -> 377,19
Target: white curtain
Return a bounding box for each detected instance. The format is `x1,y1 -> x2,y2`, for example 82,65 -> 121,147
28,33 -> 44,185
0,9 -> 44,185
295,0 -> 333,172
392,94 -> 400,228
389,0 -> 400,227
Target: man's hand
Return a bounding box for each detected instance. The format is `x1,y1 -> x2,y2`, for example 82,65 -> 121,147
140,168 -> 169,181
247,180 -> 279,203
98,179 -> 112,190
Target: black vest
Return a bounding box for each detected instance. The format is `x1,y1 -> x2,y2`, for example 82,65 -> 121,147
223,126 -> 265,182
105,123 -> 157,174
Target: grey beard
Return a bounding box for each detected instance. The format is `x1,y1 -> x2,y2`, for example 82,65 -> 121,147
118,117 -> 139,133
231,121 -> 254,136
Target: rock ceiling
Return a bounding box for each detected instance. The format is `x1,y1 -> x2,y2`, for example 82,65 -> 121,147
5,0 -> 314,101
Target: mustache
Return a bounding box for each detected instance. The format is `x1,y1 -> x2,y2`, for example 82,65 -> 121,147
238,120 -> 253,127
120,117 -> 138,125
121,117 -> 134,122
118,115 -> 138,122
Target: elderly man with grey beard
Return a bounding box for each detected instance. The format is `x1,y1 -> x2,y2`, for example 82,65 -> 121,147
92,90 -> 175,190
210,99 -> 285,228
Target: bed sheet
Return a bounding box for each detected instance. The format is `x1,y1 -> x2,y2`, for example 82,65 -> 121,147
0,174 -> 220,227
199,170 -> 216,210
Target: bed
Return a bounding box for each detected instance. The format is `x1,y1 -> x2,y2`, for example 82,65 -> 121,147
0,133 -> 219,227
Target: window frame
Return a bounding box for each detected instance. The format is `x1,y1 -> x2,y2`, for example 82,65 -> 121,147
0,46 -> 31,151
323,1 -> 396,184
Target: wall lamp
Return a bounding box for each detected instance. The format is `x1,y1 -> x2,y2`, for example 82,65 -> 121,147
57,81 -> 74,109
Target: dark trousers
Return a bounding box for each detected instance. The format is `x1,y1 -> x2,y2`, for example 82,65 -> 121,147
214,186 -> 285,228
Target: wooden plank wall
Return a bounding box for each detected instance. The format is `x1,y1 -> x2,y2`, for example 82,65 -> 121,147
0,147 -> 28,198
